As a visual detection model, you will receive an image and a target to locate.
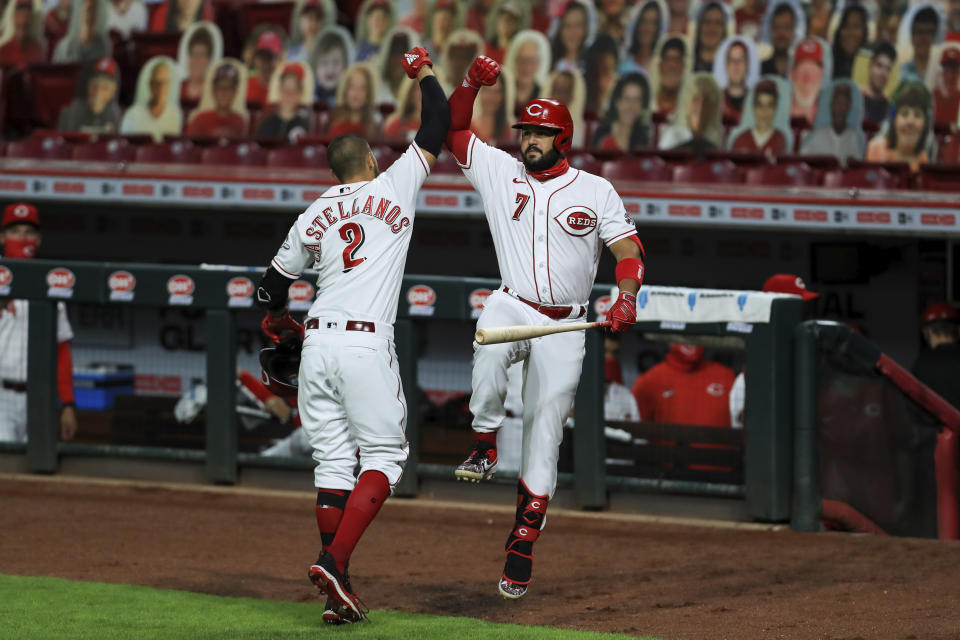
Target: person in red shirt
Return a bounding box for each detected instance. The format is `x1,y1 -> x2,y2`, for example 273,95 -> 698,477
0,0 -> 46,69
631,343 -> 736,427
247,30 -> 282,106
185,60 -> 247,137
934,46 -> 960,126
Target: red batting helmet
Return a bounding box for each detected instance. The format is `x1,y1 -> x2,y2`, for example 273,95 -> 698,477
512,98 -> 574,153
921,302 -> 958,326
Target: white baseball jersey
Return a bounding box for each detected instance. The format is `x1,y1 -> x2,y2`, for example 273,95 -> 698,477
0,300 -> 73,382
269,143 -> 430,325
458,134 -> 638,305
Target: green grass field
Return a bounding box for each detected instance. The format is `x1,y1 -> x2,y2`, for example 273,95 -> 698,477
0,574 -> 658,640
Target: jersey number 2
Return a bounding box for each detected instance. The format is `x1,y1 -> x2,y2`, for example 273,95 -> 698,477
512,193 -> 530,221
339,223 -> 366,272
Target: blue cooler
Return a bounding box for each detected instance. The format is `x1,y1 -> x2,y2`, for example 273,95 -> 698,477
73,365 -> 135,410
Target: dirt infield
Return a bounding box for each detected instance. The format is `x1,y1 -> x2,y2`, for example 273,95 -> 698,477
1,475 -> 957,640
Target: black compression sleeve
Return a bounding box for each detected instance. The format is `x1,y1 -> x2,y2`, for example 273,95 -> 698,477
255,266 -> 291,310
414,74 -> 450,158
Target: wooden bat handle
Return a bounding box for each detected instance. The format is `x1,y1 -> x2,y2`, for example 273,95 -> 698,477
475,321 -> 610,345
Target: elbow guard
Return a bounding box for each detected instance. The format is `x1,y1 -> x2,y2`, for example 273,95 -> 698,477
414,75 -> 450,157
256,266 -> 291,310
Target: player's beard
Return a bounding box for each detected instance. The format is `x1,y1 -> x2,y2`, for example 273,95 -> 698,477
522,145 -> 563,173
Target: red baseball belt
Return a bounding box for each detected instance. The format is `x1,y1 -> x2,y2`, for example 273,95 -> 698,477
502,286 -> 585,320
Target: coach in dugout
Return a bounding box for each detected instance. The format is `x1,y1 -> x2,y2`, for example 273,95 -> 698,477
912,302 -> 960,411
0,203 -> 77,443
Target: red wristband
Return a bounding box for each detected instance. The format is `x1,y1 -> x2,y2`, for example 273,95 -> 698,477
615,257 -> 644,287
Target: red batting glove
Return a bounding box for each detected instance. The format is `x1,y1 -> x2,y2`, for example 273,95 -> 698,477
465,55 -> 500,89
262,310 -> 305,344
401,46 -> 433,79
608,291 -> 637,333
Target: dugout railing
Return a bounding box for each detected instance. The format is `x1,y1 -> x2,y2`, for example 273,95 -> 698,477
1,258 -> 804,521
792,320 -> 960,539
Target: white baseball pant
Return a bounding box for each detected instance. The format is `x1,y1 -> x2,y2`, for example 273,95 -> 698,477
298,321 -> 409,491
469,290 -> 586,498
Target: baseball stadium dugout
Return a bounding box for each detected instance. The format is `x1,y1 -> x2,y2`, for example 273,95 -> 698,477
792,321 -> 960,539
1,257 -> 818,525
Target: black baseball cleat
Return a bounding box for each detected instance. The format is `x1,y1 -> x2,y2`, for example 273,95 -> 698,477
498,575 -> 529,600
322,597 -> 363,625
454,440 -> 498,482
308,552 -> 368,622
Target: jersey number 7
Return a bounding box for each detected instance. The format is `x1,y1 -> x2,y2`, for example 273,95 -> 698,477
339,222 -> 366,272
513,193 -> 530,221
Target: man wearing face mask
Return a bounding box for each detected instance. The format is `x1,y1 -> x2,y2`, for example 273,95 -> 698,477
631,342 -> 735,427
0,203 -> 78,444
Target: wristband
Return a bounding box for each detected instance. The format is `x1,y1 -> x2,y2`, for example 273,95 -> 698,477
615,257 -> 644,287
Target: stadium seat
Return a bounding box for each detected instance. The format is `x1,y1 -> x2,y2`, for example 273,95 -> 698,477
239,2 -> 295,40
371,144 -> 400,168
132,32 -> 181,69
266,144 -> 329,169
703,150 -> 767,167
601,156 -> 671,182
744,162 -> 817,187
777,154 -> 840,171
916,164 -> 960,191
822,166 -> 897,190
938,134 -> 959,163
568,152 -> 601,174
5,135 -> 72,160
25,63 -> 82,129
847,159 -> 911,188
429,150 -> 462,174
133,140 -> 201,164
201,141 -> 267,166
71,138 -> 133,163
672,159 -> 741,184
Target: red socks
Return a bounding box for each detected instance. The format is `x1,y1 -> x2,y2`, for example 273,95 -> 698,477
326,471 -> 390,573
315,489 -> 349,549
476,431 -> 497,446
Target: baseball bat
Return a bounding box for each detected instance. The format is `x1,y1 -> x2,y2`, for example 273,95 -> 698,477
475,321 -> 610,345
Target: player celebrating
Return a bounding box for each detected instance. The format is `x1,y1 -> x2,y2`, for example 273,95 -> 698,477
254,46 -> 448,624
447,56 -> 646,599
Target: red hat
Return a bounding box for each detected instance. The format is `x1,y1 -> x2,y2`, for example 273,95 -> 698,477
512,98 -> 575,153
941,47 -> 960,66
2,202 -> 39,229
793,39 -> 823,67
93,56 -> 118,78
762,274 -> 819,300
280,62 -> 305,81
921,302 -> 958,325
255,30 -> 283,57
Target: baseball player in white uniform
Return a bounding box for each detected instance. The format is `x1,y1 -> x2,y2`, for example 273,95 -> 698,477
0,202 -> 78,443
254,47 -> 448,625
446,57 -> 646,599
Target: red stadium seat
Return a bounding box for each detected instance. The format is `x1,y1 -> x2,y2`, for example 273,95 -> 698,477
429,150 -> 462,174
704,150 -> 767,167
916,164 -> 960,191
672,159 -> 741,184
71,138 -> 134,163
777,154 -> 840,171
847,159 -> 911,188
133,139 -> 201,163
200,141 -> 267,166
5,135 -> 72,159
132,32 -> 182,69
601,156 -> 671,182
822,166 -> 897,189
744,162 -> 817,187
266,144 -> 329,169
25,63 -> 82,128
568,152 -> 601,174
940,134 -> 960,163
371,144 -> 400,168
239,1 -> 295,39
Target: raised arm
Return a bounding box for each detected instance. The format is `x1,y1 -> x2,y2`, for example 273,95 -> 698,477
444,56 -> 501,163
400,47 -> 450,169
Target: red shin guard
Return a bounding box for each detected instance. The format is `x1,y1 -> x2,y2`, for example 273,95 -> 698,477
504,479 -> 549,585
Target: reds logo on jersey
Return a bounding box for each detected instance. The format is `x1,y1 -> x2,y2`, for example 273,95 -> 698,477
553,206 -> 598,237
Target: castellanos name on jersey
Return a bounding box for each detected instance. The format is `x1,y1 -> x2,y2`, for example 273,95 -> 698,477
270,143 -> 431,325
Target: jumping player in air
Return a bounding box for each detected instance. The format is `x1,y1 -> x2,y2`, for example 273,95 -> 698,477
254,46 -> 448,624
446,56 -> 646,599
